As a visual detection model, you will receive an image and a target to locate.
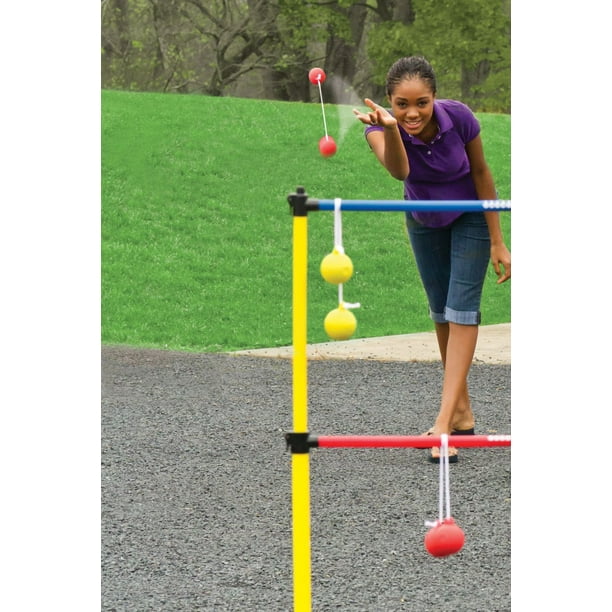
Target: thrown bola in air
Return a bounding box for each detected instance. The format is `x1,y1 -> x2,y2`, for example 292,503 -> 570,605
309,67 -> 336,158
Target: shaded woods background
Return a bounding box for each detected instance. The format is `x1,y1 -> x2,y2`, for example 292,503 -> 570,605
101,0 -> 510,112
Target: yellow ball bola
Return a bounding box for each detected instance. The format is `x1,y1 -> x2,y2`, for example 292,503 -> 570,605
324,305 -> 357,341
320,249 -> 353,285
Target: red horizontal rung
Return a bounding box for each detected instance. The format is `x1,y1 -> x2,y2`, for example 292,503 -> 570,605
315,434 -> 510,449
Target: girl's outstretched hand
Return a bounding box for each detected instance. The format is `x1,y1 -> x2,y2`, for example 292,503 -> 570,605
353,98 -> 397,128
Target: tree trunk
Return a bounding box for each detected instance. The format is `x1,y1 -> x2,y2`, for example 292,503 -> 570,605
461,59 -> 491,102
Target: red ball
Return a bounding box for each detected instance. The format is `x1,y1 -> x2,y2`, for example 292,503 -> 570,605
309,67 -> 326,84
424,518 -> 465,557
319,136 -> 337,158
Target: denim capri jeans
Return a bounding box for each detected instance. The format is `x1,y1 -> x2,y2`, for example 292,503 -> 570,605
405,212 -> 490,325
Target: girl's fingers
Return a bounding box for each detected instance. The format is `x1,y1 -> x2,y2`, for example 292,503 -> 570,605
355,100 -> 393,126
498,264 -> 511,283
363,97 -> 376,110
493,261 -> 511,284
352,109 -> 371,124
353,107 -> 381,126
364,98 -> 385,114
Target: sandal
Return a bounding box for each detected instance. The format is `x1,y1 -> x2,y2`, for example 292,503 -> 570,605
451,427 -> 475,436
418,427 -> 474,458
421,426 -> 475,436
429,446 -> 459,464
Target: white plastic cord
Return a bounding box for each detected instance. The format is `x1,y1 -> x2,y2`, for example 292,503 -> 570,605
318,81 -> 329,139
333,198 -> 344,253
442,434 -> 451,519
332,197 -> 360,310
425,433 -> 451,528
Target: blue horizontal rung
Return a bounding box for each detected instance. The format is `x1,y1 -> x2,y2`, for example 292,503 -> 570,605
313,199 -> 511,212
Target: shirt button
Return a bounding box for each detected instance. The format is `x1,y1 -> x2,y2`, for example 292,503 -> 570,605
427,150 -> 431,155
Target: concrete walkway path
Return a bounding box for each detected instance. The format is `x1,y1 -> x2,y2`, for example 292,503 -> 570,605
233,323 -> 510,364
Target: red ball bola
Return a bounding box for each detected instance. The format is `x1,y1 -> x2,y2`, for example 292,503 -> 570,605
308,67 -> 326,84
319,136 -> 337,158
424,518 -> 465,557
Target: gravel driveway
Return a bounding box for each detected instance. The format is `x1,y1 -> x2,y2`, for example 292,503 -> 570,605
102,346 -> 510,611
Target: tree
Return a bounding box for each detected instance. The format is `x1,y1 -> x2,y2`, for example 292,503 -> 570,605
180,0 -> 283,95
102,0 -> 285,95
366,0 -> 510,112
101,0 -> 510,112
102,0 -> 193,92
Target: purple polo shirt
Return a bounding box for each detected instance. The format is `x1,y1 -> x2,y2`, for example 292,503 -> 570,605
365,99 -> 480,227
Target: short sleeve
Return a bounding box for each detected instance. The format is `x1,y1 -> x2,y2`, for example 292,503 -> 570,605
445,100 -> 480,144
364,124 -> 384,139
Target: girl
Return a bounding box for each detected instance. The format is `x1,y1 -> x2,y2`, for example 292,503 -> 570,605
353,56 -> 511,463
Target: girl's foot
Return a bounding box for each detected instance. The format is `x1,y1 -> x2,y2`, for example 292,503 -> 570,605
450,406 -> 475,433
429,446 -> 458,463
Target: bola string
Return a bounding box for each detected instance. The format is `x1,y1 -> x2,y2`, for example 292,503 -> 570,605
318,80 -> 329,139
442,434 -> 451,520
333,197 -> 344,254
334,198 -> 345,305
332,197 -> 359,311
427,433 -> 451,527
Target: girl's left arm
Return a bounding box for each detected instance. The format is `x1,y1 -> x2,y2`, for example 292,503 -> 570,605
466,135 -> 511,283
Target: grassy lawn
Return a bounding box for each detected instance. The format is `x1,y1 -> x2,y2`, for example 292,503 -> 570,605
102,90 -> 510,352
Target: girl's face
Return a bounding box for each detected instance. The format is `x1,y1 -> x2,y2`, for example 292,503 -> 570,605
388,78 -> 436,137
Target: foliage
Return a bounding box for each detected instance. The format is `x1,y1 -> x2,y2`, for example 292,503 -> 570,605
101,0 -> 510,111
366,0 -> 510,112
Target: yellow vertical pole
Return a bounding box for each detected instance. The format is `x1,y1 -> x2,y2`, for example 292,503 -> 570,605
291,212 -> 312,612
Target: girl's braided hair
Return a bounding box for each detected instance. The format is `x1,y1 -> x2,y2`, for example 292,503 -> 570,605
386,56 -> 437,97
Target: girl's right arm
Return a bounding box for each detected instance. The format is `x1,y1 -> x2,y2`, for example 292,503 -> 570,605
353,99 -> 409,181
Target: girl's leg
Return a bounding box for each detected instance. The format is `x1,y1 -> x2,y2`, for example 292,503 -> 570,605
433,322 -> 475,432
430,213 -> 489,460
433,322 -> 478,434
406,212 -> 488,458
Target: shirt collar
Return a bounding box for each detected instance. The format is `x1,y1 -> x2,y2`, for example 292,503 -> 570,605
433,100 -> 453,134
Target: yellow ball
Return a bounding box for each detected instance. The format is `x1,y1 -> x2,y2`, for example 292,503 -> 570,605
320,249 -> 353,284
324,306 -> 357,341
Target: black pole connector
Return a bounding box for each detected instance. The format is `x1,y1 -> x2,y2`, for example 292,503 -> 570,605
287,186 -> 319,216
285,432 -> 319,453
